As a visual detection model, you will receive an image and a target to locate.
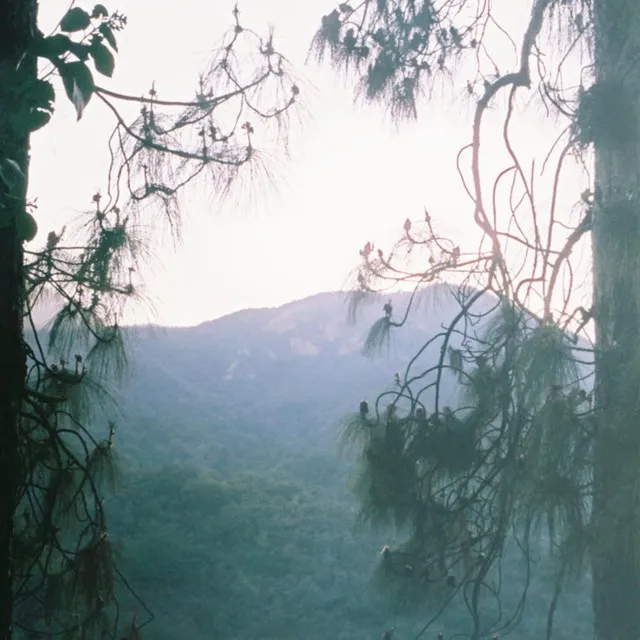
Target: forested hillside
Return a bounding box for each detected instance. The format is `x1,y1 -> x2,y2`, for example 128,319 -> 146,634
106,289 -> 592,639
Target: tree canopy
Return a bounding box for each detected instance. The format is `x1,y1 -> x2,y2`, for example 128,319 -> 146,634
310,1 -> 640,639
1,3 -> 301,637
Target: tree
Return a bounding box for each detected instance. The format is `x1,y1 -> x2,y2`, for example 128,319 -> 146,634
0,2 -> 299,638
311,1 -> 638,638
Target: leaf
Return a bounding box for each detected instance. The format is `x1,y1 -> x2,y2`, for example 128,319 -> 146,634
60,7 -> 91,33
58,61 -> 95,120
33,79 -> 56,113
31,110 -> 53,132
90,41 -> 115,77
34,78 -> 56,111
12,106 -> 52,133
11,78 -> 56,132
67,41 -> 91,62
17,212 -> 38,243
99,23 -> 118,51
36,34 -> 72,58
92,4 -> 109,18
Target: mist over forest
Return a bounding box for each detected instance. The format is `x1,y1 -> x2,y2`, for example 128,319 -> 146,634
101,289 -> 592,639
6,1 -> 638,638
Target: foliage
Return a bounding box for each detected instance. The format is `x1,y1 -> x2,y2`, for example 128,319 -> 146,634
75,294 -> 588,639
88,305 -> 593,638
309,0 -> 472,119
7,2 -> 300,637
310,0 -> 608,637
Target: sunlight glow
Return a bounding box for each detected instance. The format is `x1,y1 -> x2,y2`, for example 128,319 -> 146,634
30,0 -> 587,327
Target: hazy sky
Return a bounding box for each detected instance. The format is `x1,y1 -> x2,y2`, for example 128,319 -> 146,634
31,1 -> 586,327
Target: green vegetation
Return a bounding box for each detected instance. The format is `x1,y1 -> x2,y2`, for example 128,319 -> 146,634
4,0 -> 639,637
308,1 -> 640,637
103,292 -> 592,638
2,1 -> 299,636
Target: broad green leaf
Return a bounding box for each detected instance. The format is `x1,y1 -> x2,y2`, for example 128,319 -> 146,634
36,34 -> 72,58
60,7 -> 91,33
11,78 -> 55,132
11,107 -> 52,133
67,41 -> 91,62
99,23 -> 118,51
29,79 -> 56,115
92,4 -> 109,18
90,41 -> 115,77
59,61 -> 95,120
17,212 -> 38,243
29,110 -> 53,132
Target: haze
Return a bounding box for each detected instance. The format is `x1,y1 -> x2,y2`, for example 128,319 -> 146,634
30,0 -> 588,327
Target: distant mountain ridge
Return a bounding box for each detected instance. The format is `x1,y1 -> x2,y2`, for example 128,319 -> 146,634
113,287 -> 469,480
127,285 -> 471,381
105,285 -> 592,639
122,288 -> 458,419
115,282 -> 591,482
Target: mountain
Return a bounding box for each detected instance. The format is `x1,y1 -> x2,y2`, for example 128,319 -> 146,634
116,287 -> 465,475
104,287 -> 592,640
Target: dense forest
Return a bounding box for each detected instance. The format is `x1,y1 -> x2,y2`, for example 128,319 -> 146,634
5,1 -> 640,638
102,290 -> 592,638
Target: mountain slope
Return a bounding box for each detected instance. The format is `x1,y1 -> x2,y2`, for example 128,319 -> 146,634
106,287 -> 592,639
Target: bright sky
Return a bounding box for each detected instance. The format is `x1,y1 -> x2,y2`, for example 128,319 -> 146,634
30,0 -> 588,327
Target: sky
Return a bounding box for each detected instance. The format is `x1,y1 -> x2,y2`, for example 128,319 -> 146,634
30,0 -> 588,327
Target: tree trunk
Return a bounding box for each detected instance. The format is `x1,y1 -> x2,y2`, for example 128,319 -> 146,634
0,1 -> 38,638
591,1 -> 640,639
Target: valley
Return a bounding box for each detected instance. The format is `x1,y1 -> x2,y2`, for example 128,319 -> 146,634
106,289 -> 592,639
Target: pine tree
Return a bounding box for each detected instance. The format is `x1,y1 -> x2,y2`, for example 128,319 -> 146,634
0,2 -> 299,638
312,1 -> 639,638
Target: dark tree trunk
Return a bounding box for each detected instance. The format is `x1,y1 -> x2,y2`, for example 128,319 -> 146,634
0,1 -> 38,638
591,1 -> 640,639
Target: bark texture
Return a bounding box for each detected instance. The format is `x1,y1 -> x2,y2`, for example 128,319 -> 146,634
0,1 -> 38,638
591,1 -> 640,638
